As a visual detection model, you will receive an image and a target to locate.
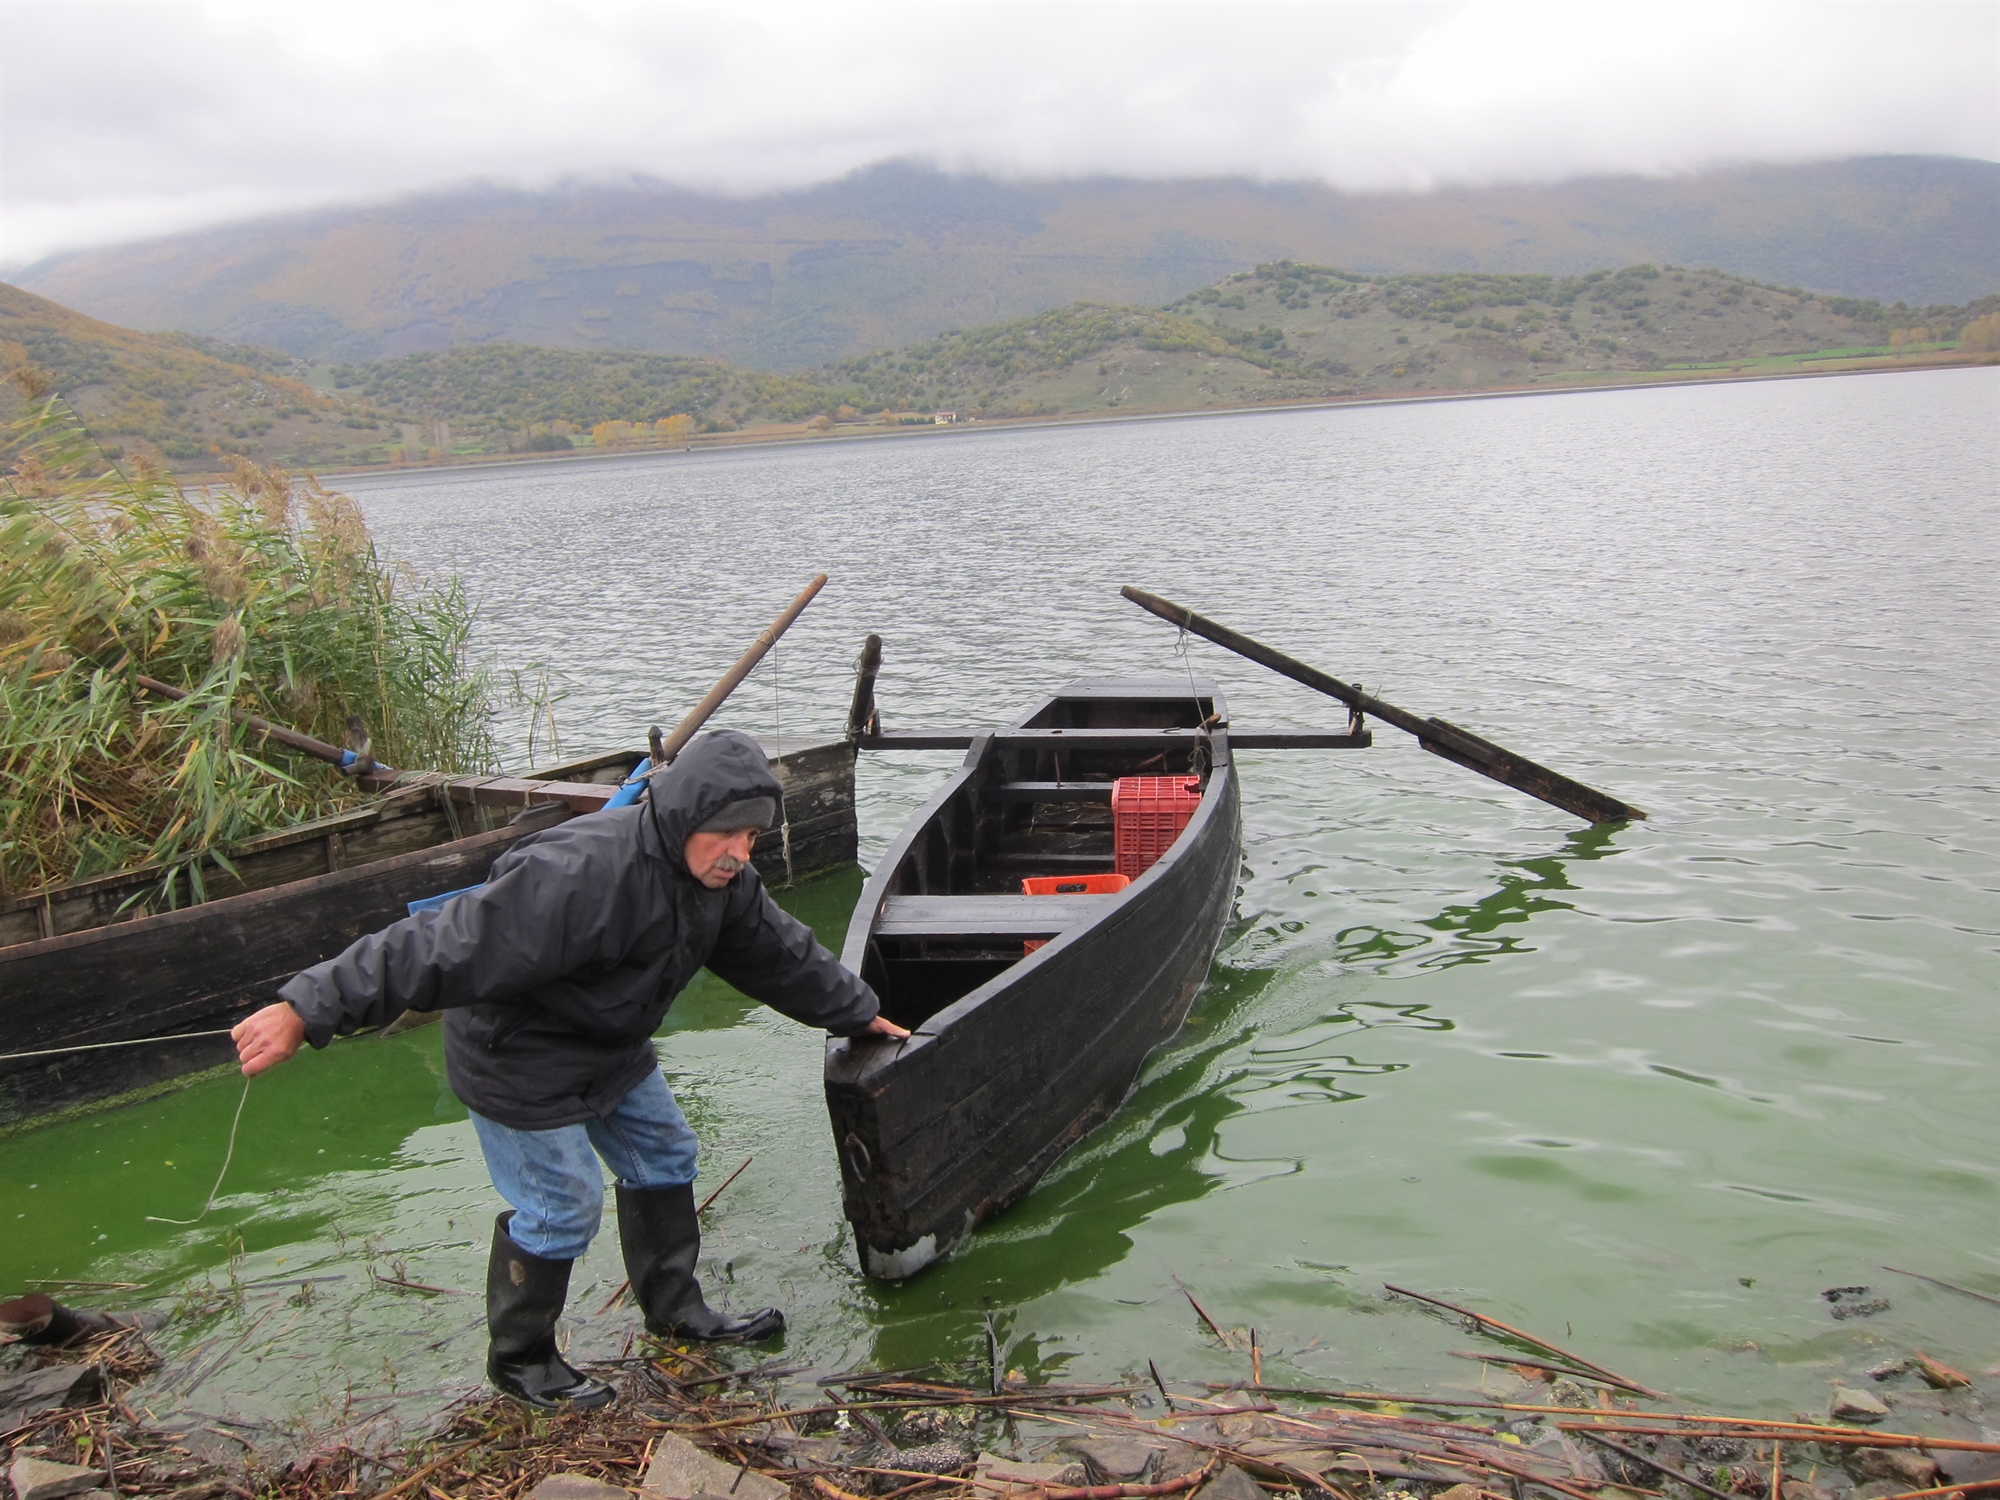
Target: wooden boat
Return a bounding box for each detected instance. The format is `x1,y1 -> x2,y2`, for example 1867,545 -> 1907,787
826,677 -> 1243,1278
0,742 -> 858,1130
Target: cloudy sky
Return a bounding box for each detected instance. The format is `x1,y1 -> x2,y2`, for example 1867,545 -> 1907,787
2,0 -> 1996,269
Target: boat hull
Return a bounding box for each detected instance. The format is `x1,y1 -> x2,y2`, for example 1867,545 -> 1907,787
0,740 -> 860,1131
827,679 -> 1240,1277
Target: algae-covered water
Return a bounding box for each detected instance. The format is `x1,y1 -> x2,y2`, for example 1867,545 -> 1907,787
4,369 -> 1995,1440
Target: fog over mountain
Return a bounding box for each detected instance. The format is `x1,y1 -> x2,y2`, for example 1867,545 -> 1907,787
2,1 -> 1995,267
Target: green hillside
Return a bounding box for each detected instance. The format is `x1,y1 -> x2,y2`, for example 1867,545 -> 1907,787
7,266 -> 1995,473
330,266 -> 1999,451
0,282 -> 385,468
16,157 -> 1997,372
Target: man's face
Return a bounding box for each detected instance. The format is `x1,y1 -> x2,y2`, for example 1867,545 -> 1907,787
684,827 -> 759,889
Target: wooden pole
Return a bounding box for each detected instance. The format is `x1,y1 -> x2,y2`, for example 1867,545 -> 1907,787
135,675 -> 376,774
845,634 -> 883,739
643,573 -> 828,777
1120,587 -> 1646,825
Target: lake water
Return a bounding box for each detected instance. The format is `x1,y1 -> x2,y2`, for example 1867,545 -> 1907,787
5,370 -> 1996,1439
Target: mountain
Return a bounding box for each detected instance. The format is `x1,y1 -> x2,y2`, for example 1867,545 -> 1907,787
15,157 -> 1997,372
0,282 -> 368,467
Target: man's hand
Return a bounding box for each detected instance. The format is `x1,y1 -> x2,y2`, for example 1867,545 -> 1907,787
860,1014 -> 911,1040
233,1002 -> 307,1076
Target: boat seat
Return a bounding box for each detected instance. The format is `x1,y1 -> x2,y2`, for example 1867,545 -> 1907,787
874,894 -> 1118,938
986,781 -> 1115,802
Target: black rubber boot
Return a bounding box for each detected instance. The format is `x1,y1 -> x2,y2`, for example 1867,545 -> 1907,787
485,1212 -> 616,1411
0,1293 -> 127,1347
616,1183 -> 784,1343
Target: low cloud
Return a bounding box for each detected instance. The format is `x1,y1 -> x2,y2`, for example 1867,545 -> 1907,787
3,0 -> 1996,266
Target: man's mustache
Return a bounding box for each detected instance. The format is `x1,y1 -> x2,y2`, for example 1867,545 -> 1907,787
712,853 -> 747,874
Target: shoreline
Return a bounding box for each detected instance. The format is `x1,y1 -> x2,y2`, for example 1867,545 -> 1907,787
300,349 -> 1996,487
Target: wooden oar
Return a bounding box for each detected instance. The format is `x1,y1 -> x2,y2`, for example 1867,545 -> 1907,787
1120,586 -> 1645,825
640,572 -> 828,779
136,675 -> 390,777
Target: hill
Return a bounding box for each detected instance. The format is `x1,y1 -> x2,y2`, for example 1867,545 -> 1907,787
7,268 -> 1994,472
331,267 -> 1999,448
15,156 -> 1997,372
0,282 -> 384,467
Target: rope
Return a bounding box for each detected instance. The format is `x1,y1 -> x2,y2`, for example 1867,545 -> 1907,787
773,640 -> 794,886
1174,626 -> 1212,780
0,1027 -> 235,1063
147,1075 -> 251,1225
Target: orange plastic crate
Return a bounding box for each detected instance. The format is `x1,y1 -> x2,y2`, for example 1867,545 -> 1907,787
1021,872 -> 1131,951
1112,775 -> 1202,878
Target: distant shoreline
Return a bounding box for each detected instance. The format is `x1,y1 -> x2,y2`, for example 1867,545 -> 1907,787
316,348 -> 1995,486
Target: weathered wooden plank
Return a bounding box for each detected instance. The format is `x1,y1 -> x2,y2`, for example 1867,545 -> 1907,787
1229,730 -> 1374,749
0,816 -> 561,1126
874,894 -> 1113,937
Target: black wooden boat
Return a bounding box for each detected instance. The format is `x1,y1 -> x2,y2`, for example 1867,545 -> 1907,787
0,743 -> 858,1131
826,677 -> 1242,1278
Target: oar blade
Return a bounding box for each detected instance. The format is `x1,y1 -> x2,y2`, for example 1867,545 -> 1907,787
1420,718 -> 1645,824
1121,586 -> 1646,825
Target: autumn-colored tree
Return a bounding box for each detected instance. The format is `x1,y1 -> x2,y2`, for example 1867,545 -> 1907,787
1960,312 -> 2000,352
806,414 -> 833,432
591,420 -> 633,448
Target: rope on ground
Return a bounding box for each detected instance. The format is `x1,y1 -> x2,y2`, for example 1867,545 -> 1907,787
146,1075 -> 252,1225
0,1027 -> 235,1063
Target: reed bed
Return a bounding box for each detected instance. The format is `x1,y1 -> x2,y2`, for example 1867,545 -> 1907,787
1,382 -> 498,907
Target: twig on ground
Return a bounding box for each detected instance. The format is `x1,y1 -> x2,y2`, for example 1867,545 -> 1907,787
1384,1285 -> 1663,1398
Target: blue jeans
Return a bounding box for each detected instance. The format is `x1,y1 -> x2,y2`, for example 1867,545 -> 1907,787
470,1068 -> 700,1260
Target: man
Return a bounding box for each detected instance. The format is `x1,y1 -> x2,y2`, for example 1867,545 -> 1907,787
231,730 -> 909,1410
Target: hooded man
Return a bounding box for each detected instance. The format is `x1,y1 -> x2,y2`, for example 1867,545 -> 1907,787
229,730 -> 909,1409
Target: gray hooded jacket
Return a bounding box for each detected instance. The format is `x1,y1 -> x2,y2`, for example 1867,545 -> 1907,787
277,731 -> 880,1129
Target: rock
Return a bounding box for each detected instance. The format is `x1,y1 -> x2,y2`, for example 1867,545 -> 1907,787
1154,1446 -> 1212,1483
9,1456 -> 104,1500
1780,1482 -> 1833,1500
0,1365 -> 105,1434
530,1478 -> 630,1500
1829,1387 -> 1890,1423
1548,1379 -> 1597,1410
893,1442 -> 978,1476
1863,1358 -> 1908,1382
975,1454 -> 1088,1492
1937,1452 -> 2000,1487
1849,1449 -> 1939,1488
1437,1487 -> 1483,1500
640,1434 -> 787,1500
1072,1439 -> 1161,1482
1194,1465 -> 1270,1500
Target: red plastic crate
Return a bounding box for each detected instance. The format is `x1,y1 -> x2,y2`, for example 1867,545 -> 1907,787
1112,775 -> 1202,878
1021,872 -> 1130,951
1020,874 -> 1133,897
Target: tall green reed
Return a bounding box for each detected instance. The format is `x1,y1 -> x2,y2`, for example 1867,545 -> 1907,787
1,383 -> 499,907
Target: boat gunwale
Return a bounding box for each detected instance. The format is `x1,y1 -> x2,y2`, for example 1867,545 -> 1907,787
829,679 -> 1232,1085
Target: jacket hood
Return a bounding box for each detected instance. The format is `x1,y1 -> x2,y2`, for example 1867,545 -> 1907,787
647,730 -> 782,868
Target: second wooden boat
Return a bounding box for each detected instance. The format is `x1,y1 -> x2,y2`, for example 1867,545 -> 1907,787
827,676 -> 1242,1278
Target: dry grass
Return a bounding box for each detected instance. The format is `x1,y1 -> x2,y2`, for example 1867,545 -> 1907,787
0,383 -> 498,905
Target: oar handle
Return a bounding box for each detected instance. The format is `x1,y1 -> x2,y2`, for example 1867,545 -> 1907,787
645,573 -> 828,776
1119,587 -> 1645,825
136,675 -> 393,777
